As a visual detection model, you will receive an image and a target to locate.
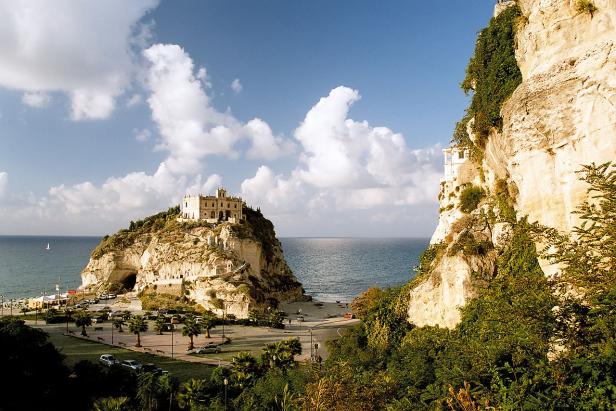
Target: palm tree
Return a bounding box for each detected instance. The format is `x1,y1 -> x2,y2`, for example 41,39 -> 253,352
201,313 -> 215,338
92,397 -> 130,411
261,338 -> 301,371
177,378 -> 207,410
182,315 -> 202,350
74,311 -> 92,336
137,372 -> 159,411
154,316 -> 166,335
112,317 -> 125,333
158,373 -> 179,411
20,306 -> 29,316
128,315 -> 148,347
231,352 -> 259,388
248,309 -> 259,323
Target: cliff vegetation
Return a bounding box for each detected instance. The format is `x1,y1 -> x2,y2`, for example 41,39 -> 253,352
455,4 -> 522,155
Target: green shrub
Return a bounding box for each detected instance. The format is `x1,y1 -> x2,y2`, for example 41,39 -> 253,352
460,4 -> 522,147
576,0 -> 598,16
459,185 -> 485,213
91,206 -> 180,258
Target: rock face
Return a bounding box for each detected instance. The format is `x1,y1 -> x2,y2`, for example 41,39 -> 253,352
81,208 -> 306,318
408,0 -> 616,328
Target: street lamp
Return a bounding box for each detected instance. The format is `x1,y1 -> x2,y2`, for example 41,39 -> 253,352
1,295 -> 4,317
221,301 -> 226,343
223,378 -> 228,411
171,324 -> 174,358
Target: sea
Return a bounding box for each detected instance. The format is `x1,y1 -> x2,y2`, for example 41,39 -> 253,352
0,236 -> 429,302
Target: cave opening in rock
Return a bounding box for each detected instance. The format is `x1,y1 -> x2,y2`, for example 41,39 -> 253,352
121,273 -> 137,291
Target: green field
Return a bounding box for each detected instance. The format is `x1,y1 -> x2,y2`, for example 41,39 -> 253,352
47,333 -> 214,382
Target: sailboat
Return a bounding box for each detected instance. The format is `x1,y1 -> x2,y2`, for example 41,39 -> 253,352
45,243 -> 50,251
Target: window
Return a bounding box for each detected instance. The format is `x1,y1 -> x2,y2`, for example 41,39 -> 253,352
458,151 -> 465,160
185,202 -> 188,207
234,204 -> 237,208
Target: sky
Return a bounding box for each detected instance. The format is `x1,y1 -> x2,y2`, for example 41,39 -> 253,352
0,0 -> 495,237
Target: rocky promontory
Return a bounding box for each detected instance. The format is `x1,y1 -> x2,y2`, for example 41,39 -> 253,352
80,206 -> 307,318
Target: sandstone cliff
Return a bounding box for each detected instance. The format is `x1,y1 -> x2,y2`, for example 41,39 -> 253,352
408,0 -> 616,328
81,207 -> 307,318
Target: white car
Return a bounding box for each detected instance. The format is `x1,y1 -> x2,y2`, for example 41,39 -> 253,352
195,343 -> 221,354
99,354 -> 119,367
121,359 -> 142,371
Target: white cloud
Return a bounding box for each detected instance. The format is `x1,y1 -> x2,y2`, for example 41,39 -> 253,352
0,0 -> 159,120
47,163 -> 220,222
22,91 -> 51,108
241,86 -> 442,229
244,118 -> 295,160
126,94 -> 143,107
231,78 -> 242,94
133,128 -> 151,142
144,44 -> 244,174
0,172 -> 7,198
241,166 -> 303,212
143,44 -> 294,170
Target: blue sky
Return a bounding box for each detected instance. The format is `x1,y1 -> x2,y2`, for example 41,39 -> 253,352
0,1 -> 494,237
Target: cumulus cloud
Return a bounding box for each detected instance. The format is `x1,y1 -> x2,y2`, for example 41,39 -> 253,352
47,163 -> 223,221
0,0 -> 159,120
22,91 -> 51,108
241,86 -> 442,230
144,44 -> 244,174
143,44 -> 294,169
231,78 -> 242,94
244,118 -> 295,160
241,166 -> 303,212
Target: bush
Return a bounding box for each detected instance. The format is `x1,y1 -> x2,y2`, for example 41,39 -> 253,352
576,0 -> 598,16
460,4 -> 522,146
459,185 -> 485,213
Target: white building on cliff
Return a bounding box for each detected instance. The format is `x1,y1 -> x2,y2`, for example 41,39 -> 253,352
181,188 -> 245,223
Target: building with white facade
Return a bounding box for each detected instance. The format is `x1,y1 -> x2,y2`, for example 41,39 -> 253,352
181,188 -> 245,223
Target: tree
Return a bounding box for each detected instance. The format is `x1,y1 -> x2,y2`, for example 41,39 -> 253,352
269,309 -> 285,328
137,372 -> 160,411
201,312 -> 215,338
0,317 -> 69,410
128,315 -> 148,348
261,339 -> 302,371
154,316 -> 166,335
182,315 -> 202,350
158,373 -> 179,411
231,352 -> 260,388
112,317 -> 125,333
248,309 -> 259,323
537,162 -> 616,297
74,310 -> 92,336
92,397 -> 130,411
177,378 -> 207,410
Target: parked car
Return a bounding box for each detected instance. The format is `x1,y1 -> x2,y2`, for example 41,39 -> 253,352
296,315 -> 305,322
195,343 -> 221,354
121,359 -> 142,371
141,363 -> 168,375
99,354 -> 119,367
344,312 -> 355,319
107,293 -> 117,299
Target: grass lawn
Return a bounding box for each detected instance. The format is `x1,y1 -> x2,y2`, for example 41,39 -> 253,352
48,333 -> 214,382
